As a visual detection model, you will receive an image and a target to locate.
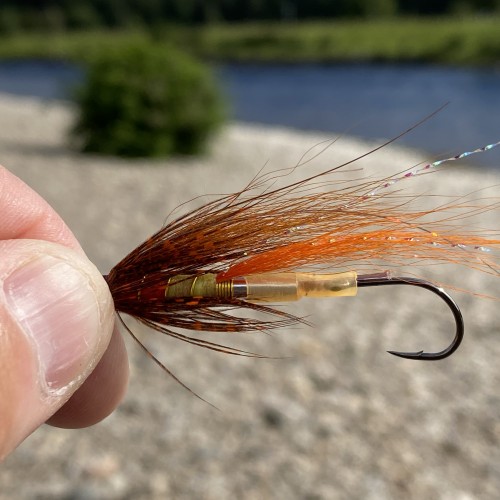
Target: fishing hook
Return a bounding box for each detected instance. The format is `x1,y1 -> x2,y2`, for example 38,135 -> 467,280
108,269 -> 464,361
356,272 -> 464,361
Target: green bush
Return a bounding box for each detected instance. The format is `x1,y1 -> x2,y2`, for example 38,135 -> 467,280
72,41 -> 224,158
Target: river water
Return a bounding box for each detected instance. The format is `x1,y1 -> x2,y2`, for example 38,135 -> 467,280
0,59 -> 499,166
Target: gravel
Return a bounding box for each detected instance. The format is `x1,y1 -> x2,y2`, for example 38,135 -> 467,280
0,93 -> 499,499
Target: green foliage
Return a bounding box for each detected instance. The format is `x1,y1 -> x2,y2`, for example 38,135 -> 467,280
65,4 -> 102,30
0,18 -> 499,66
0,7 -> 22,35
362,0 -> 398,17
72,42 -> 224,158
170,18 -> 500,65
1,0 -> 500,33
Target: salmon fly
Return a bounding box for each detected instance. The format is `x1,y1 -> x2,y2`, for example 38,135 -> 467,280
104,118 -> 500,391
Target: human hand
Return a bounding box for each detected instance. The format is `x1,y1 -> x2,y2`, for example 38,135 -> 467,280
0,166 -> 129,460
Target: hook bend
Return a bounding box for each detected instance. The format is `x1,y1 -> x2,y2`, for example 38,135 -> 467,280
356,272 -> 464,361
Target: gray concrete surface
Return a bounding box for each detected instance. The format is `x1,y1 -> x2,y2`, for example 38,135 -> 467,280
0,93 -> 499,499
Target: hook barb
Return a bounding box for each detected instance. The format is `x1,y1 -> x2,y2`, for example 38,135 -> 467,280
357,272 -> 464,361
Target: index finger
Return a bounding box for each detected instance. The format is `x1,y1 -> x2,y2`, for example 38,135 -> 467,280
0,166 -> 82,251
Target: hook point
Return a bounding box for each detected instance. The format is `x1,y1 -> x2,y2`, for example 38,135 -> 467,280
387,350 -> 425,360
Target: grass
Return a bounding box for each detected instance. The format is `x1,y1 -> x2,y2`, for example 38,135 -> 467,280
0,17 -> 499,66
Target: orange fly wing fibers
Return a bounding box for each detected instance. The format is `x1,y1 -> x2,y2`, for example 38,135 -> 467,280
219,228 -> 500,280
215,141 -> 500,282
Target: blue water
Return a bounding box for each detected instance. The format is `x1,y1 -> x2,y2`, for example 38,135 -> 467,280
0,59 -> 499,166
217,63 -> 500,167
0,60 -> 83,100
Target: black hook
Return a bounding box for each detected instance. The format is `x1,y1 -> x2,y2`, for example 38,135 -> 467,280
356,272 -> 464,361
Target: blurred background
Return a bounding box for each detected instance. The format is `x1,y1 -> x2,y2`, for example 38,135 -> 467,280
1,1 -> 500,499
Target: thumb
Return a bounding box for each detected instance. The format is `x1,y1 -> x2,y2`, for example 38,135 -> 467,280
0,239 -> 114,458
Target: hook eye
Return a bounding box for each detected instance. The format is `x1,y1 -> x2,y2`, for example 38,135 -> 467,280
357,273 -> 464,361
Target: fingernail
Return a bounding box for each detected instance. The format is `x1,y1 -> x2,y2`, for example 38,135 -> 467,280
4,255 -> 101,391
